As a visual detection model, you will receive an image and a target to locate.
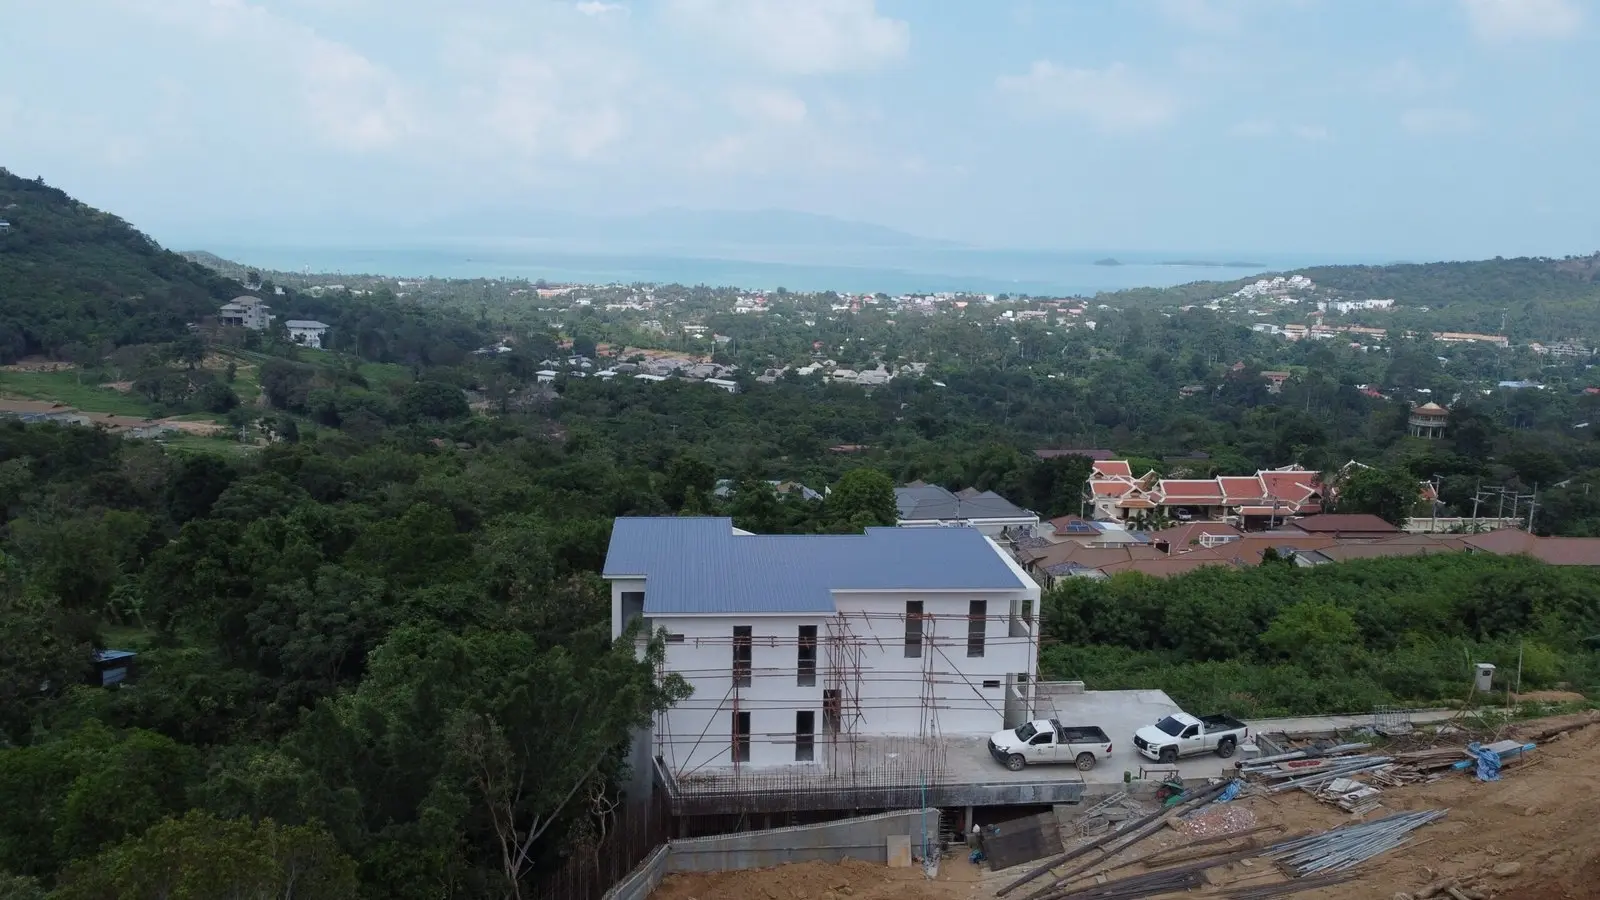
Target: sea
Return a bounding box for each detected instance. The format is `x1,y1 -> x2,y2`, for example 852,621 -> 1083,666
200,243 -> 1335,297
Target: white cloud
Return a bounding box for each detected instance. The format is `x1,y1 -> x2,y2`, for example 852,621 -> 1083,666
1156,0 -> 1244,34
728,87 -> 808,125
1367,59 -> 1455,95
663,0 -> 909,75
1461,0 -> 1582,41
1227,120 -> 1326,141
575,1 -> 627,17
1228,119 -> 1276,138
1400,108 -> 1479,136
996,62 -> 1174,132
123,0 -> 418,151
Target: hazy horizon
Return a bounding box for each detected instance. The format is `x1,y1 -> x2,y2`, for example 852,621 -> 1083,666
5,1 -> 1600,262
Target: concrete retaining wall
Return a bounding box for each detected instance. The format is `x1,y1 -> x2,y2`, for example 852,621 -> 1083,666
602,844 -> 669,900
666,809 -> 941,873
601,809 -> 941,899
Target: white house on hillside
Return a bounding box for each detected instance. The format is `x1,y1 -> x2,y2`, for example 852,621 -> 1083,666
603,517 -> 1040,775
284,320 -> 329,349
219,296 -> 273,330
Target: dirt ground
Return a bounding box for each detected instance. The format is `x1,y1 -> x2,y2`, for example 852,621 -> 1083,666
650,711 -> 1600,900
651,858 -> 985,900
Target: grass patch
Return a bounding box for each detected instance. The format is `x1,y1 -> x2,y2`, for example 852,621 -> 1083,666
0,370 -> 155,417
156,431 -> 256,456
358,361 -> 413,389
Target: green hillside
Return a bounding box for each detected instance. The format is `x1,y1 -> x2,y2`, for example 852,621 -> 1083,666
0,169 -> 245,363
1104,253 -> 1600,341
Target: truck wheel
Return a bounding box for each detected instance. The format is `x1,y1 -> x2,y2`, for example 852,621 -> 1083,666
1005,754 -> 1026,772
1215,738 -> 1237,759
1075,752 -> 1097,771
1159,747 -> 1178,764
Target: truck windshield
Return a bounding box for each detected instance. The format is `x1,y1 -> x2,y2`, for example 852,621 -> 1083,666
1014,723 -> 1038,742
1154,716 -> 1187,737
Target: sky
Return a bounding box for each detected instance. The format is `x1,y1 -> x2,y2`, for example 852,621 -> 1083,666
2,0 -> 1598,260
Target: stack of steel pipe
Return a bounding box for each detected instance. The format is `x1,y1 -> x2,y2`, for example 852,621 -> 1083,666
1261,809 -> 1447,876
1248,757 -> 1397,793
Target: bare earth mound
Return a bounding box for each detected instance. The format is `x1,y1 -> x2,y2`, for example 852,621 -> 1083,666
651,858 -> 980,900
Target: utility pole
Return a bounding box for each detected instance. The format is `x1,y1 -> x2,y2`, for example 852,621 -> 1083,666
1526,485 -> 1539,533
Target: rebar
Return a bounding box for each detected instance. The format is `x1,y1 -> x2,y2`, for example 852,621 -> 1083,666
1262,809 -> 1446,876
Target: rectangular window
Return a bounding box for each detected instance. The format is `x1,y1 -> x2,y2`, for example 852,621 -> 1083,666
795,711 -> 815,762
904,601 -> 924,658
797,625 -> 818,686
967,600 -> 987,657
620,591 -> 645,628
666,633 -> 685,643
732,626 -> 752,687
732,711 -> 751,763
982,679 -> 1001,689
822,689 -> 842,733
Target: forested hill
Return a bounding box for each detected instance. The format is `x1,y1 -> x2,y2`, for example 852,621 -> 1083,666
1105,253 -> 1600,340
0,169 -> 242,363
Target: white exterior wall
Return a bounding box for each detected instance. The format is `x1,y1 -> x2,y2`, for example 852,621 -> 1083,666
288,326 -> 326,349
832,589 -> 1035,736
895,516 -> 1039,538
648,613 -> 826,773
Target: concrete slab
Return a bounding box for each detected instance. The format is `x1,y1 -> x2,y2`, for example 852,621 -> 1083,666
886,834 -> 912,867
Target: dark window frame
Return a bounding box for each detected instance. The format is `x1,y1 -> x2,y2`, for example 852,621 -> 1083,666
732,626 -> 752,687
904,601 -> 924,658
732,711 -> 751,762
797,625 -> 818,686
795,710 -> 815,762
967,599 -> 987,657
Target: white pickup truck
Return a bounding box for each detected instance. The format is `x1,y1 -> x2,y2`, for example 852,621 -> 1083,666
988,719 -> 1114,772
1133,712 -> 1249,763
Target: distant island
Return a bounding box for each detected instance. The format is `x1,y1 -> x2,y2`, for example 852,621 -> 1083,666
1095,257 -> 1266,268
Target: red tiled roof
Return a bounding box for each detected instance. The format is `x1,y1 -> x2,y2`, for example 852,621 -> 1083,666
1289,514 -> 1402,534
1117,498 -> 1157,509
1237,506 -> 1295,517
1090,480 -> 1135,497
1148,522 -> 1243,548
1158,479 -> 1225,500
1219,476 -> 1265,502
1092,460 -> 1134,478
1260,471 -> 1321,503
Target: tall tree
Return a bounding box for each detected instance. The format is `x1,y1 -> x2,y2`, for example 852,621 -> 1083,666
50,811 -> 357,900
826,468 -> 897,531
1338,465 -> 1420,526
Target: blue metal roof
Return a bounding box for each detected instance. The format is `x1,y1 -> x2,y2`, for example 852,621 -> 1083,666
603,517 -> 1026,615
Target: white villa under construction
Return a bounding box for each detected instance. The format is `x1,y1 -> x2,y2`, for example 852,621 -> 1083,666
603,517 -> 1041,812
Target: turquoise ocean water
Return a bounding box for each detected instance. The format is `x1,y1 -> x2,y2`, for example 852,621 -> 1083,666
202,243 -> 1326,296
